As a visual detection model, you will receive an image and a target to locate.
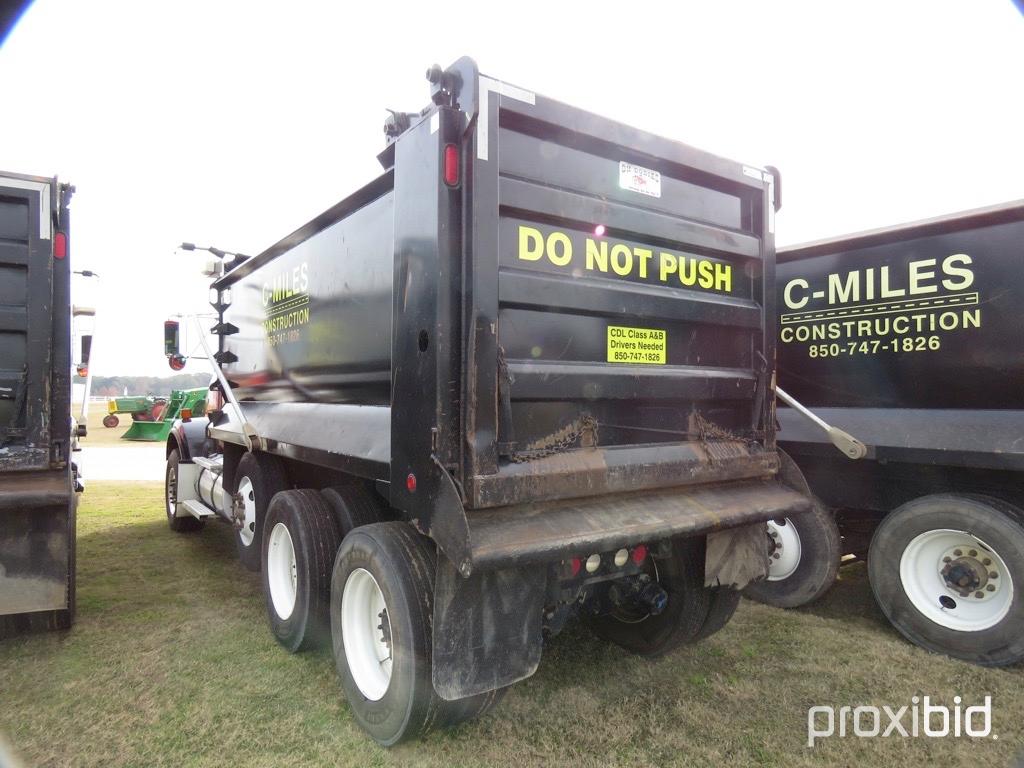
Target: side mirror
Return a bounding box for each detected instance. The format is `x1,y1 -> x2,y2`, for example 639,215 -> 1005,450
164,320 -> 180,357
76,334 -> 92,378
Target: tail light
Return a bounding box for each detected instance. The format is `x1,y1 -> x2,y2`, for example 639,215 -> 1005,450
631,544 -> 648,565
54,231 -> 67,259
443,144 -> 459,186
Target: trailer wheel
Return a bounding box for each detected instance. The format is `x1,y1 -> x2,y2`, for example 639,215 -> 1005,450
102,414 -> 119,428
234,452 -> 289,572
331,522 -> 504,746
321,485 -> 388,538
869,494 -> 1024,667
587,537 -> 719,657
165,450 -> 203,532
261,489 -> 341,652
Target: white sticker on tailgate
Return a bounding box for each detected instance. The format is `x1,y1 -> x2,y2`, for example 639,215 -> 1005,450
619,161 -> 661,198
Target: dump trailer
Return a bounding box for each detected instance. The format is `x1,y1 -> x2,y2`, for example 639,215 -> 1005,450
163,57 -> 809,744
766,200 -> 1024,667
0,171 -> 80,638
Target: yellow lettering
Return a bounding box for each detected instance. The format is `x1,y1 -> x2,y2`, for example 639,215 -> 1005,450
679,258 -> 697,286
784,278 -> 809,309
546,232 -> 572,266
908,259 -> 937,295
610,244 -> 632,276
828,272 -> 859,304
942,253 -> 974,291
697,260 -> 714,289
585,239 -> 608,272
518,226 -> 544,261
635,248 -> 652,279
714,263 -> 732,293
659,252 -> 677,282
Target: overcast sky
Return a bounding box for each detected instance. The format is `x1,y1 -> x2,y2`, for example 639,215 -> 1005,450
2,1 -> 1022,377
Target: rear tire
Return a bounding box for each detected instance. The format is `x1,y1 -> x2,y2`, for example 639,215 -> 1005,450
587,537 -> 720,657
331,522 -> 504,746
234,452 -> 289,572
261,489 -> 342,652
321,485 -> 387,538
165,450 -> 203,533
868,494 -> 1024,667
744,450 -> 840,608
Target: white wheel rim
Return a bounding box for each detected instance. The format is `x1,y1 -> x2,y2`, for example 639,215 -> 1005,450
899,528 -> 1014,632
267,522 -> 297,620
237,477 -> 257,547
766,518 -> 802,581
342,568 -> 393,701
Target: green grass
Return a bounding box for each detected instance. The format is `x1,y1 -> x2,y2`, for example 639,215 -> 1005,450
1,483 -> 1022,767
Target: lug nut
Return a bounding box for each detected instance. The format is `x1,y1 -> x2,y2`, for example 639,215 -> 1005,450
942,556 -> 952,563
974,591 -> 984,599
986,584 -> 996,592
954,549 -> 963,557
969,549 -> 978,557
983,558 -> 991,566
772,552 -> 781,560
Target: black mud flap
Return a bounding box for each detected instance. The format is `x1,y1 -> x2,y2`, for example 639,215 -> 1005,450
431,554 -> 545,700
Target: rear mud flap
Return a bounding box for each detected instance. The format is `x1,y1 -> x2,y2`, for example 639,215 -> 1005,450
705,523 -> 770,589
432,555 -> 544,700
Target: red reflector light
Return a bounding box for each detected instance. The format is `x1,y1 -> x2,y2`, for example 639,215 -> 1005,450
406,473 -> 417,493
180,408 -> 192,422
76,366 -> 88,378
570,557 -> 582,577
53,231 -> 67,259
443,144 -> 459,186
631,544 -> 648,565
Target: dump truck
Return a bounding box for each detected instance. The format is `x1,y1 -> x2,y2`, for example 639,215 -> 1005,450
0,171 -> 81,638
763,200 -> 1024,667
162,57 -> 811,744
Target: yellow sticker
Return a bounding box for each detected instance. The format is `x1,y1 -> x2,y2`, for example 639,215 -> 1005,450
607,326 -> 666,365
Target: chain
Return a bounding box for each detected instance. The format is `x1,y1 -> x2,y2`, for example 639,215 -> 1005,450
508,414 -> 599,463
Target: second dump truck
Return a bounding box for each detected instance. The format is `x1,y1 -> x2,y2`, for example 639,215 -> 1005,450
163,58 -> 808,744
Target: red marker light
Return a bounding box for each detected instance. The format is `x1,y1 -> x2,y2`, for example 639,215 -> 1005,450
593,224 -> 606,237
570,557 -> 582,577
631,544 -> 648,565
406,473 -> 417,493
443,144 -> 459,186
54,232 -> 67,259
76,365 -> 88,378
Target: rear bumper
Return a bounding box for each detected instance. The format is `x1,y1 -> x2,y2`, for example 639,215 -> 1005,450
464,478 -> 810,571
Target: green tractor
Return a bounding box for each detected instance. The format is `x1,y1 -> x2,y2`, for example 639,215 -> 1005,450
104,389 -> 207,441
102,395 -> 167,429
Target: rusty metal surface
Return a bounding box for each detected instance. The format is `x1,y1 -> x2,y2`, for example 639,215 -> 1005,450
465,478 -> 809,572
0,469 -> 72,511
470,441 -> 778,509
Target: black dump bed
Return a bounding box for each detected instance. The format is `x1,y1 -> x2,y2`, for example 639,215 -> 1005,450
209,59 -> 805,573
0,171 -> 76,635
776,200 -> 1024,506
